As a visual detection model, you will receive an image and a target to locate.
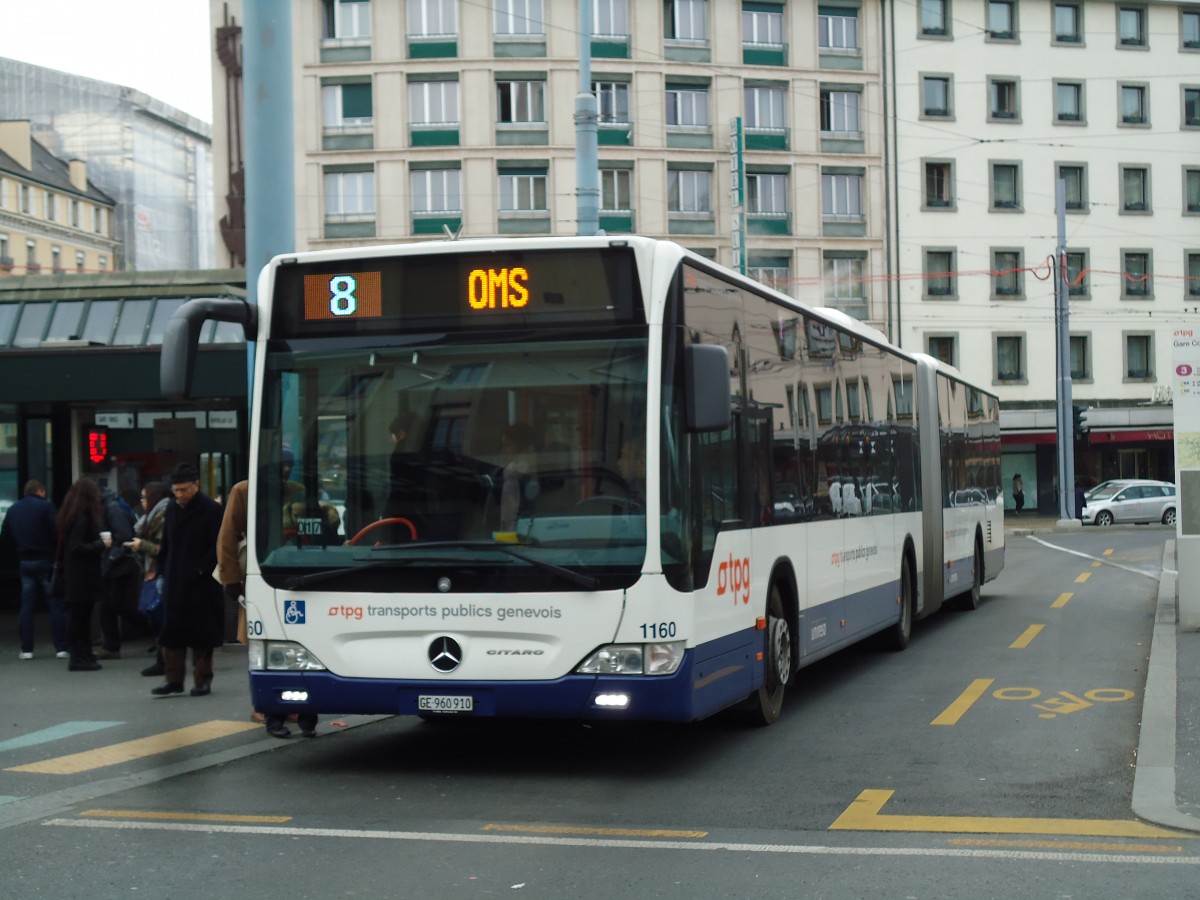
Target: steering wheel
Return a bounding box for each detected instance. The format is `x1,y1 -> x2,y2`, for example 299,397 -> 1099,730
348,517 -> 418,546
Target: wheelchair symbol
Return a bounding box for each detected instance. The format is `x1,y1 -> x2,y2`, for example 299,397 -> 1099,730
284,600 -> 306,625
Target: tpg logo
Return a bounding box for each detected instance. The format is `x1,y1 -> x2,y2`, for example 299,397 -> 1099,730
716,555 -> 751,605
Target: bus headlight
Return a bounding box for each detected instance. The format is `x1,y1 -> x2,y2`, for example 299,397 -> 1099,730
249,640 -> 327,672
576,641 -> 685,676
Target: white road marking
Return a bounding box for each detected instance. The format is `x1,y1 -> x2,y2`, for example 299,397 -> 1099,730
44,817 -> 1200,866
1027,536 -> 1162,580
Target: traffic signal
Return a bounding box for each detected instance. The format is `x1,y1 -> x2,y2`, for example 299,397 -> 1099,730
83,424 -> 109,470
1073,406 -> 1091,437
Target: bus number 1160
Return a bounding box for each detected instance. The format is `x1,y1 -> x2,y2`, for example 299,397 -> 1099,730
640,622 -> 677,639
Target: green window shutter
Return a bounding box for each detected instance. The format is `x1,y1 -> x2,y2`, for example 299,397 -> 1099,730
342,83 -> 372,118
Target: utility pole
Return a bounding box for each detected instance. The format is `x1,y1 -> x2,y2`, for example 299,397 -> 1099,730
1054,178 -> 1079,526
575,0 -> 599,236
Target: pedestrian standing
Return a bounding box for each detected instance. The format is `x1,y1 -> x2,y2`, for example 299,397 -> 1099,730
1,479 -> 67,660
1012,472 -> 1025,517
151,462 -> 225,698
126,481 -> 169,677
96,482 -> 139,659
57,478 -> 109,671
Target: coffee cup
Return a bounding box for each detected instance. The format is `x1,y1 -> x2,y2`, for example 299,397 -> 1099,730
100,531 -> 112,546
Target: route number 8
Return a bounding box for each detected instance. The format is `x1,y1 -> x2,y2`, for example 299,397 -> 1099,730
329,275 -> 357,316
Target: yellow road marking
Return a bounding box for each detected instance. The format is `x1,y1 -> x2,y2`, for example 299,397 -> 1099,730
1010,625 -> 1044,649
950,837 -> 1182,853
1051,592 -> 1073,608
1104,549 -> 1114,556
1093,561 -> 1102,567
5,721 -> 261,775
81,809 -> 291,824
830,790 -> 1188,839
931,678 -> 994,726
482,823 -> 708,839
1075,572 -> 1092,583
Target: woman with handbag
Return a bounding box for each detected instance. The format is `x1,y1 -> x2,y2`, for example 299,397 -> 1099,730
57,478 -> 109,671
126,481 -> 169,677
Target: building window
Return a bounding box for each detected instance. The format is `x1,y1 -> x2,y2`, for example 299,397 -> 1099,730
818,6 -> 858,52
408,0 -> 456,37
1058,163 -> 1087,211
98,255 -> 107,271
924,248 -> 957,298
924,160 -> 954,208
45,191 -> 57,222
1065,250 -> 1089,297
0,176 -> 5,209
75,250 -> 85,273
494,0 -> 544,36
748,260 -> 790,296
1187,168 -> 1200,214
744,85 -> 786,132
987,1 -> 1017,40
821,172 -> 862,221
594,0 -> 630,36
989,77 -> 1020,121
409,80 -> 459,126
922,75 -> 952,118
1121,166 -> 1150,213
1183,87 -> 1200,128
71,199 -> 81,228
743,3 -> 783,47
992,249 -> 1024,298
593,80 -> 629,124
324,169 -> 375,221
1055,81 -> 1084,122
990,162 -> 1021,210
1187,252 -> 1200,298
995,334 -> 1025,382
927,335 -> 957,367
1122,250 -> 1152,298
496,80 -> 546,123
1117,6 -> 1147,47
1069,334 -> 1091,380
323,0 -> 371,41
19,184 -> 30,214
667,169 -> 711,212
1124,333 -> 1153,379
1184,9 -> 1200,49
823,254 -> 867,317
51,245 -> 62,273
323,82 -> 373,129
0,232 -> 8,266
93,206 -> 103,232
749,172 -> 788,216
25,239 -> 38,272
411,168 -> 461,213
1120,84 -> 1148,125
600,168 -> 632,211
665,84 -> 709,126
665,0 -> 708,40
499,170 -> 548,211
920,0 -> 949,36
1053,2 -> 1083,43
820,89 -> 861,134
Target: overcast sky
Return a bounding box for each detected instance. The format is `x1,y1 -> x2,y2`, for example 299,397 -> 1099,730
0,0 -> 213,122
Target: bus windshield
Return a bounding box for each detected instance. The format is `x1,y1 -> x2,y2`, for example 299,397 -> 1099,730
255,332 -> 649,591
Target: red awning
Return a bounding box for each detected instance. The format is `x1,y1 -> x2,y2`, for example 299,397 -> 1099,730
1088,429 -> 1174,444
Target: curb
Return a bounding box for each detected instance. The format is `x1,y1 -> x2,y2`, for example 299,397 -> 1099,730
1131,539 -> 1200,832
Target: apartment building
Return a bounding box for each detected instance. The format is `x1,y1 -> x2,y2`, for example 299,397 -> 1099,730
0,120 -> 118,277
886,0 -> 1199,504
211,0 -> 892,329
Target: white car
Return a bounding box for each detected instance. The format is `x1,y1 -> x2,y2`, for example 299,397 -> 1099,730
1080,479 -> 1176,527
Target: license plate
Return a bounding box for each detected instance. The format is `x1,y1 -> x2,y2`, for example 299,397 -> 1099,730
418,695 -> 474,713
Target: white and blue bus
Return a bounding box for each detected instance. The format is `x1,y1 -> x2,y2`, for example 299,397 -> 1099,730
163,236 -> 1004,726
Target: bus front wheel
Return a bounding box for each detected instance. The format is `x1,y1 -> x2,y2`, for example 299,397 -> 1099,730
885,553 -> 915,650
748,583 -> 792,726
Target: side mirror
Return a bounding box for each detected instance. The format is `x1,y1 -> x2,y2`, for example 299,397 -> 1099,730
160,298 -> 258,399
685,344 -> 731,433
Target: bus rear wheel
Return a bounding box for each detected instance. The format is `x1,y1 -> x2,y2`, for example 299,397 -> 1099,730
748,583 -> 792,726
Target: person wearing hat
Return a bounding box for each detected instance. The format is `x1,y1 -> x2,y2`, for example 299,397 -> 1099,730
151,462 -> 225,697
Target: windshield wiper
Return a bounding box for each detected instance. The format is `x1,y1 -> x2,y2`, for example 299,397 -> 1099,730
280,556 -> 464,590
364,540 -> 600,590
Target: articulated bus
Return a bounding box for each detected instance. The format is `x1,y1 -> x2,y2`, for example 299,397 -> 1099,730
163,236 -> 1003,726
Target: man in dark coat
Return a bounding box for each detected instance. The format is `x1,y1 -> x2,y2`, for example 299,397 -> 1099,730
0,479 -> 65,659
151,462 -> 225,697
